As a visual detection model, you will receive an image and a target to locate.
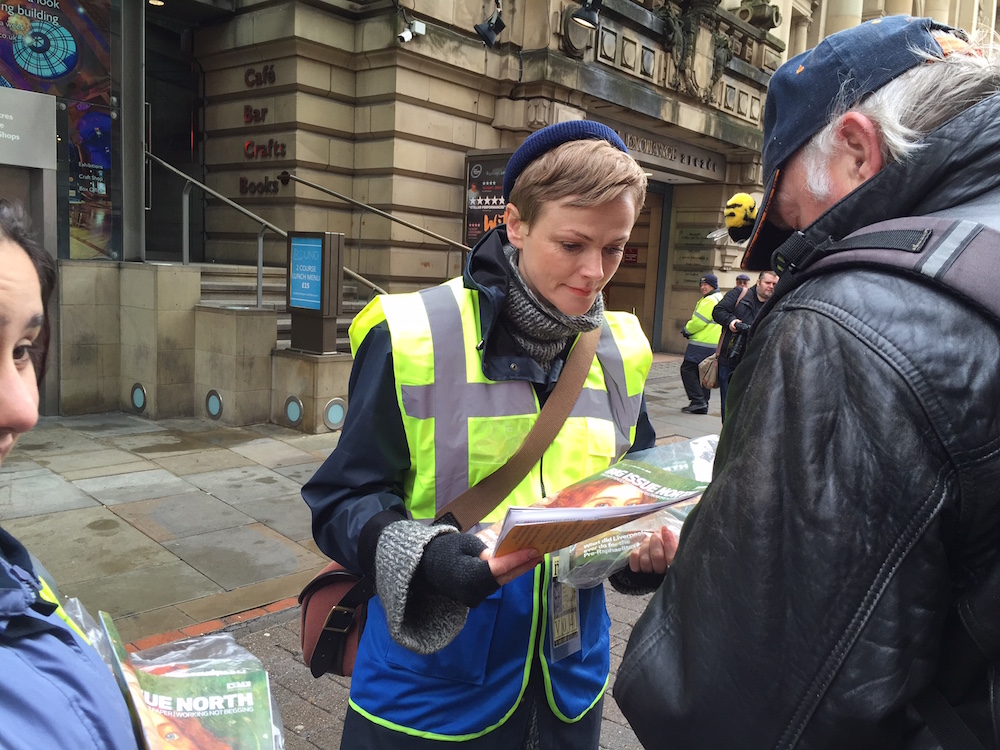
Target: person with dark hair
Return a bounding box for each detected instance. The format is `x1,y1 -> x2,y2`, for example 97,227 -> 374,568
711,269 -> 777,422
303,121 -> 671,748
615,17 -> 1000,748
0,199 -> 138,748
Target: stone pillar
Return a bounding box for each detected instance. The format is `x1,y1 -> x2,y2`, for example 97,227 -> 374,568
825,0 -> 863,35
924,0 -> 951,23
194,306 -> 277,426
792,15 -> 811,56
957,0 -> 980,33
120,263 -> 200,419
884,0 -> 913,14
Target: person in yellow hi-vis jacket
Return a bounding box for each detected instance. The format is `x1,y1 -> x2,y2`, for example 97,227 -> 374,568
679,273 -> 723,414
0,199 -> 138,749
303,121 -> 676,749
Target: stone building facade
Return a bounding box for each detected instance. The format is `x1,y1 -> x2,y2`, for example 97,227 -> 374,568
187,0 -> 784,354
8,0 -> 997,419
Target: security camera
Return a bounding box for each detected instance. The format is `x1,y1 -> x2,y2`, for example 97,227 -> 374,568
397,19 -> 425,43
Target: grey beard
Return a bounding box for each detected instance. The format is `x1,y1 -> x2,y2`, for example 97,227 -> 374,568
501,243 -> 603,374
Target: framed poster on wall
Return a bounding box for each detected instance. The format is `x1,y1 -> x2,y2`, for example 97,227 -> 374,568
464,151 -> 510,249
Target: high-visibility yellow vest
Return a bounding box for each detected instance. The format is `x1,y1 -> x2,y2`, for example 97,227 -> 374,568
350,277 -> 652,527
683,290 -> 723,346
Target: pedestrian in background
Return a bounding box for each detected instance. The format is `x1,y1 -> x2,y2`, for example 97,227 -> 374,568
615,17 -> 1000,747
678,273 -> 722,414
304,120 -> 667,749
712,269 -> 777,422
735,272 -> 750,288
0,200 -> 137,749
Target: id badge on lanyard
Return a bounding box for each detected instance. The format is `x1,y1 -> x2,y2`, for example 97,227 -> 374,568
548,557 -> 581,662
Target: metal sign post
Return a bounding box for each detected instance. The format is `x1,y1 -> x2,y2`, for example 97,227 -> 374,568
287,231 -> 345,354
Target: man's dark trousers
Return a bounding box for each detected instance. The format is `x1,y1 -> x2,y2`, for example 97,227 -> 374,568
719,363 -> 734,423
680,347 -> 712,408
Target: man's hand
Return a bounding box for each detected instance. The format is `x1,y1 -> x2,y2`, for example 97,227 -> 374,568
729,319 -> 743,333
629,526 -> 678,574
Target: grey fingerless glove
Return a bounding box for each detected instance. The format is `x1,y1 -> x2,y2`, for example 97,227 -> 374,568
416,531 -> 499,608
374,520 -> 471,654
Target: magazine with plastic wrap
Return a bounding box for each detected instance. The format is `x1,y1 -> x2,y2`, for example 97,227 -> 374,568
99,611 -> 285,750
478,435 -> 717,583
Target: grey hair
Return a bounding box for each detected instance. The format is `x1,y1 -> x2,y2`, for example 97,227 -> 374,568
800,27 -> 1000,199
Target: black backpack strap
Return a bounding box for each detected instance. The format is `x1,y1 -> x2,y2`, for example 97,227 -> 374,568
772,225 -> 933,275
765,217 -> 1000,330
912,688 -> 987,750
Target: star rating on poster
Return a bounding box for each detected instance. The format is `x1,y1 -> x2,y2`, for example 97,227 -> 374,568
472,196 -> 506,209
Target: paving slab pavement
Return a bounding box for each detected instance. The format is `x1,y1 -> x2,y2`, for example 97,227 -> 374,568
1,416 -> 339,644
1,353 -> 722,749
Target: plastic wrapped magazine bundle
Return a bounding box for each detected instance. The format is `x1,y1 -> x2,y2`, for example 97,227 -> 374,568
98,612 -> 286,750
61,594 -> 115,668
554,435 -> 717,589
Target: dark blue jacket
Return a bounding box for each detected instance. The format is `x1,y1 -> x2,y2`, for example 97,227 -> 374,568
0,527 -> 137,749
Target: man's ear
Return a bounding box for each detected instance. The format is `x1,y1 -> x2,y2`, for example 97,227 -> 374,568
504,203 -> 527,247
837,112 -> 883,185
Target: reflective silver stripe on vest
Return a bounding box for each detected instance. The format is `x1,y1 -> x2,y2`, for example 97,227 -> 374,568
592,322 -> 641,461
401,285 -> 637,513
693,311 -> 713,324
401,286 -> 535,514
918,220 -> 979,279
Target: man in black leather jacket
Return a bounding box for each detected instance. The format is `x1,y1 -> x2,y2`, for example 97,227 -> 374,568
711,270 -> 776,422
615,16 -> 1000,749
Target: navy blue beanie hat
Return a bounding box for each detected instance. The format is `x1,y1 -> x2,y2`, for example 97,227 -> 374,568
502,120 -> 628,203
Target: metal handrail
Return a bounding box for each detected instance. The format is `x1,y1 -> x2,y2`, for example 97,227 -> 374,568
278,171 -> 471,253
144,151 -> 387,307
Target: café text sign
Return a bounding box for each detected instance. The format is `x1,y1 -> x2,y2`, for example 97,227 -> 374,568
245,65 -> 276,88
289,236 -> 323,311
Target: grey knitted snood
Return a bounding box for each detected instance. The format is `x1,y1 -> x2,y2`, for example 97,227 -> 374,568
502,244 -> 603,373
